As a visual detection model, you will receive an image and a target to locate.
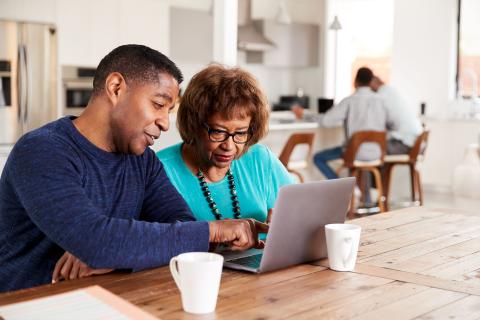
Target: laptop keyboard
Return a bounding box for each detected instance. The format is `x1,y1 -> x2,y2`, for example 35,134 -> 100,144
229,253 -> 263,268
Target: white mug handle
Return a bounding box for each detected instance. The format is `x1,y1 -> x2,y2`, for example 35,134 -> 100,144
169,257 -> 182,292
342,236 -> 354,267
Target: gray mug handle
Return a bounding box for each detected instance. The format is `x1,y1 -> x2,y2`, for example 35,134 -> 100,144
169,257 -> 182,292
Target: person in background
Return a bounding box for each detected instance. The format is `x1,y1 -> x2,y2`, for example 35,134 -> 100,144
292,67 -> 387,180
156,64 -> 294,226
369,76 -> 423,154
0,45 -> 267,292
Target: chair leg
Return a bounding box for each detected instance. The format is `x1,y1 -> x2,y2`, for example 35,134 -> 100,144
358,171 -> 366,204
409,164 -> 416,202
415,169 -> 424,205
370,168 -> 385,212
348,169 -> 357,219
288,169 -> 304,183
383,164 -> 394,212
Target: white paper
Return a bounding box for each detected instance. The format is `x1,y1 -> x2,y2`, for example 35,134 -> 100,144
0,286 -> 156,320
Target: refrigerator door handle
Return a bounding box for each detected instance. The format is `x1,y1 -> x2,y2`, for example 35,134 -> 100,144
21,45 -> 28,126
16,45 -> 28,130
16,45 -> 22,125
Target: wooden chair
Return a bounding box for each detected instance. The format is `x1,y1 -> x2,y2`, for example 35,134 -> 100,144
338,131 -> 387,218
383,130 -> 430,210
278,133 -> 315,183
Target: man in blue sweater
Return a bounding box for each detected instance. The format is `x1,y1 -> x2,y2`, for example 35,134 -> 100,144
0,45 -> 267,292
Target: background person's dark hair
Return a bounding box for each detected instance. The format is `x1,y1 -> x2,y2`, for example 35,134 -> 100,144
92,44 -> 183,97
354,67 -> 374,86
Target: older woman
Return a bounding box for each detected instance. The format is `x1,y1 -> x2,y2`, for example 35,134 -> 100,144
156,65 -> 294,223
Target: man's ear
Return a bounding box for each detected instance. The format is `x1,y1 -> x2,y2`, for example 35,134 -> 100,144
104,72 -> 126,105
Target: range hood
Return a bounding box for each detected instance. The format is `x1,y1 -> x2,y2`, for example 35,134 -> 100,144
237,0 -> 275,51
238,25 -> 275,51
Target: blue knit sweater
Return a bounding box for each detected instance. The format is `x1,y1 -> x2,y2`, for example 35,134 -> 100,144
0,117 -> 209,292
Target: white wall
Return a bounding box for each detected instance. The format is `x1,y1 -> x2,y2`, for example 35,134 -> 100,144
391,0 -> 458,118
390,0 -> 467,193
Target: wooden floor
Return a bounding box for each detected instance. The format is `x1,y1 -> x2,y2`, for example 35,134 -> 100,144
2,207 -> 480,319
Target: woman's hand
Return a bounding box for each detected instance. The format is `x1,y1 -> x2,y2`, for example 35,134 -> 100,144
52,252 -> 114,283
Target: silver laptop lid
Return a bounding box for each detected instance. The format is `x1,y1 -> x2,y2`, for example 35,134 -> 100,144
259,177 -> 355,273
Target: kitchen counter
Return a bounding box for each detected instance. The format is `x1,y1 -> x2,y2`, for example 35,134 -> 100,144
269,118 -> 319,131
268,110 -> 319,131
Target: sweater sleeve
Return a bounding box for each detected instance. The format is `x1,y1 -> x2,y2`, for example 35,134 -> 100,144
140,149 -> 197,223
10,136 -> 209,271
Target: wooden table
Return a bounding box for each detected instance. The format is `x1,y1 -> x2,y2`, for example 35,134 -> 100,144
2,207 -> 480,319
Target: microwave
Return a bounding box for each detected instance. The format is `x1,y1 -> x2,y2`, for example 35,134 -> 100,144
62,66 -> 95,115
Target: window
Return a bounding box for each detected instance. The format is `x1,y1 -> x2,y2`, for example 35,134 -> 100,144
458,0 -> 480,99
330,0 -> 394,98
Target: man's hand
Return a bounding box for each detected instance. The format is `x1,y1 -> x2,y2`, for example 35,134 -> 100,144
266,208 -> 273,225
291,104 -> 304,119
208,219 -> 269,251
52,252 -> 114,283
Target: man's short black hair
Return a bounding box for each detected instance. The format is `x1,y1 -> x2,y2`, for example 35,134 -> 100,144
92,44 -> 183,97
354,67 -> 374,86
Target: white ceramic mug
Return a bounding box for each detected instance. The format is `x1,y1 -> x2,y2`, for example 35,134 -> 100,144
325,224 -> 361,271
169,252 -> 224,314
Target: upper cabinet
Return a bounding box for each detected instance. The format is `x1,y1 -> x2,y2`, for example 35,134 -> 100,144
57,0 -> 169,66
169,7 -> 213,64
244,20 -> 319,67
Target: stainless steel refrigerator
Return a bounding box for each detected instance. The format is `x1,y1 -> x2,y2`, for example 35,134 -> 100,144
0,20 -> 57,146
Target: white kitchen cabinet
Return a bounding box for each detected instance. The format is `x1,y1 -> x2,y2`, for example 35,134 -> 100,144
246,20 -> 319,67
119,0 -> 169,53
56,0 -> 95,66
57,0 -> 170,66
0,0 -> 56,24
169,7 -> 213,64
90,0 -> 121,63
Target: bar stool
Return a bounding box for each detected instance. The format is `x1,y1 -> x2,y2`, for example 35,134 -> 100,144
278,133 -> 315,183
338,131 -> 387,218
383,130 -> 430,210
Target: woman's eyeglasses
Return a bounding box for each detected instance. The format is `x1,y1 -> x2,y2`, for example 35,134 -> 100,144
203,123 -> 251,144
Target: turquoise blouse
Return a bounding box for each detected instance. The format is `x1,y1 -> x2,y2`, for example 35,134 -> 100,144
156,143 -> 295,222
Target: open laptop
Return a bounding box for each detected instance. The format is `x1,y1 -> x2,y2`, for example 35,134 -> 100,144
221,177 -> 355,273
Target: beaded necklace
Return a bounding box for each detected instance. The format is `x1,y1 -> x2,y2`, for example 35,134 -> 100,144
196,169 -> 241,220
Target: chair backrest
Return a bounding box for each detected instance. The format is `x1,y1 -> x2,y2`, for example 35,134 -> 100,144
342,131 -> 386,168
278,133 -> 315,168
408,130 -> 430,163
